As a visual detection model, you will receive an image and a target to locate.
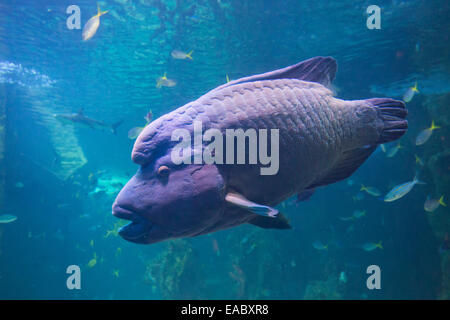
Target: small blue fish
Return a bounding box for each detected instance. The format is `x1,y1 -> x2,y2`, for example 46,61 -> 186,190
384,174 -> 425,202
0,214 -> 17,224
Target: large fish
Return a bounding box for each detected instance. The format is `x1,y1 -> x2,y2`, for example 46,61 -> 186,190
112,57 -> 407,244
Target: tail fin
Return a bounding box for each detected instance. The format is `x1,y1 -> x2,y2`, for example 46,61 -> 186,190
97,3 -> 108,16
413,171 -> 426,185
431,120 -> 440,130
111,120 -> 124,135
439,196 -> 447,207
367,98 -> 408,144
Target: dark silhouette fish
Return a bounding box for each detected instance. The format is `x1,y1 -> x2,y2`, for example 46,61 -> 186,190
54,109 -> 123,134
112,57 -> 407,244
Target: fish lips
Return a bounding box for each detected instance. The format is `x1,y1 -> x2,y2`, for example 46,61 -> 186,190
112,205 -> 158,244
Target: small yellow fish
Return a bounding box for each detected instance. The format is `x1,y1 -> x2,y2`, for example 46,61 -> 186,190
82,3 -> 108,41
156,72 -> 176,88
360,184 -> 381,197
171,50 -> 193,60
104,229 -> 116,238
403,82 -> 419,103
424,196 -> 446,213
386,142 -> 403,158
340,210 -> 365,221
384,173 -> 425,202
415,121 -> 440,146
415,154 -> 424,166
361,241 -> 383,251
112,270 -> 120,278
226,74 -> 230,83
104,220 -> 128,238
128,127 -> 144,140
89,239 -> 94,247
87,253 -> 97,268
312,241 -> 328,250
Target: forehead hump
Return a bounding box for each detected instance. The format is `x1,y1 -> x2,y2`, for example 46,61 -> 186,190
131,106 -> 197,165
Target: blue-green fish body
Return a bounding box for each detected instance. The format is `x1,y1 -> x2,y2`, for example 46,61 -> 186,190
361,242 -> 383,251
339,271 -> 347,284
384,174 -> 425,202
312,241 -> 328,250
0,214 -> 17,224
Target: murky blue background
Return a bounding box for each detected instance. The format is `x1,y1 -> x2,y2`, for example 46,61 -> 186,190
0,0 -> 449,299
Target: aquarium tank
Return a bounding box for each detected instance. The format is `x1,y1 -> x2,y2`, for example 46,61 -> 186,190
0,0 -> 449,301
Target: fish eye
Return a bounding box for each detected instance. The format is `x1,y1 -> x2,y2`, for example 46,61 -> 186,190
157,165 -> 170,177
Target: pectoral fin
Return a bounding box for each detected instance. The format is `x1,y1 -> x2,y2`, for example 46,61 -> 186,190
225,192 -> 278,218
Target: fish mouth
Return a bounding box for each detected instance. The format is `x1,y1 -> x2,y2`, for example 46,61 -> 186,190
112,204 -> 135,220
112,204 -> 153,243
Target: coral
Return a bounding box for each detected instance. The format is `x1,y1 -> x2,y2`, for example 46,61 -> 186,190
146,239 -> 205,299
303,275 -> 342,300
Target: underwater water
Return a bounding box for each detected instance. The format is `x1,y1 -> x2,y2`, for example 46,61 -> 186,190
0,0 -> 449,300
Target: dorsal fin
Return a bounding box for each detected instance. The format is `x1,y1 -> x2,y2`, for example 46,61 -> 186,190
219,56 -> 337,90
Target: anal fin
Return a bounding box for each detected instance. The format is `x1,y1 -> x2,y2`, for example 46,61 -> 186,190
248,213 -> 291,230
309,145 -> 377,188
